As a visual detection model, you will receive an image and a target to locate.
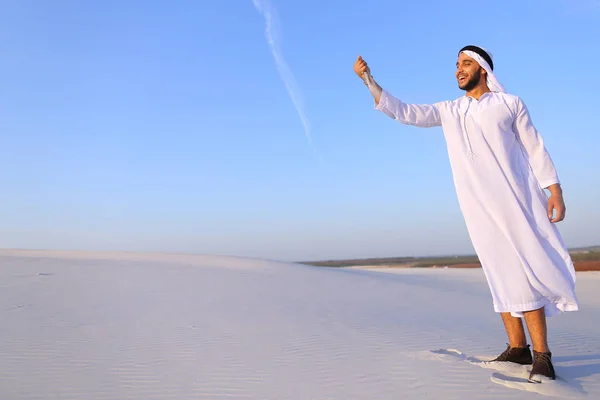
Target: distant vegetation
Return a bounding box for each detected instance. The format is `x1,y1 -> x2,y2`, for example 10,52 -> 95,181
302,255 -> 479,268
570,246 -> 600,262
300,246 -> 600,269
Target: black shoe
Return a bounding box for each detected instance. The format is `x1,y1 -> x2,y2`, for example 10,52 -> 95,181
528,351 -> 556,382
490,343 -> 533,365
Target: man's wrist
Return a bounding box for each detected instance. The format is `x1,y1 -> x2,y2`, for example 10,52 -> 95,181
547,183 -> 563,196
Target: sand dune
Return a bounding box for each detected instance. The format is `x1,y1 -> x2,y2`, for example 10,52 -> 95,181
1,249 -> 599,399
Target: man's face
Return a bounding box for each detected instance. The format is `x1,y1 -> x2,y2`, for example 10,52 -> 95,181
456,53 -> 484,91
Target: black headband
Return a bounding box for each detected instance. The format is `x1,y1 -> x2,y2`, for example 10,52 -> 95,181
459,45 -> 494,71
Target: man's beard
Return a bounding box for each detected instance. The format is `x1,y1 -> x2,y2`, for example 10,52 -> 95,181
459,69 -> 481,91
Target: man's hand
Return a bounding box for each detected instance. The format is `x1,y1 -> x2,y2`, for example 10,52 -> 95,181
354,55 -> 371,81
354,55 -> 382,104
547,184 -> 566,223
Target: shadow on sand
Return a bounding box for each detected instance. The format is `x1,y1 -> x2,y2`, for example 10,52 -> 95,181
553,354 -> 600,394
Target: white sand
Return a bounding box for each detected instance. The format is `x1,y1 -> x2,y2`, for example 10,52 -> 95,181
1,249 -> 599,399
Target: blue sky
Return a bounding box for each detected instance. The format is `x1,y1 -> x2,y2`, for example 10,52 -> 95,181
0,0 -> 598,261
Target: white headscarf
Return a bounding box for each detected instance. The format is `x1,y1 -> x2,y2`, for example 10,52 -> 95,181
460,48 -> 506,93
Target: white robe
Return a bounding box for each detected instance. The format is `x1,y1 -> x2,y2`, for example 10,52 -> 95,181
375,89 -> 579,317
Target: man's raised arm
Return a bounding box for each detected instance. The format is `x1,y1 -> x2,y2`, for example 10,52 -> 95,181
354,55 -> 442,128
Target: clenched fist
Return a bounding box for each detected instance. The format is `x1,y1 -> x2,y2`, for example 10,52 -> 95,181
354,55 -> 371,81
354,55 -> 382,104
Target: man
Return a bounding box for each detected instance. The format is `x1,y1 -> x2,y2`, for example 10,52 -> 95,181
354,45 -> 579,383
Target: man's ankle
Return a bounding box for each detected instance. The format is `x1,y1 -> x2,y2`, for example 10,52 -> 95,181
510,342 -> 528,349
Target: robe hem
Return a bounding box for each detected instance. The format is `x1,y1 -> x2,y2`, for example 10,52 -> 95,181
493,297 -> 579,318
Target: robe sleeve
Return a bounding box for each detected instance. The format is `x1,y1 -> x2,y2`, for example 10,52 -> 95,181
375,89 -> 442,128
513,97 -> 560,189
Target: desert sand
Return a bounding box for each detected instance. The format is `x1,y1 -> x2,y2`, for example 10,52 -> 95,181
1,249 -> 599,399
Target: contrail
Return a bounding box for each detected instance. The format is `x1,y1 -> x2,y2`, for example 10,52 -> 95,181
251,0 -> 314,148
